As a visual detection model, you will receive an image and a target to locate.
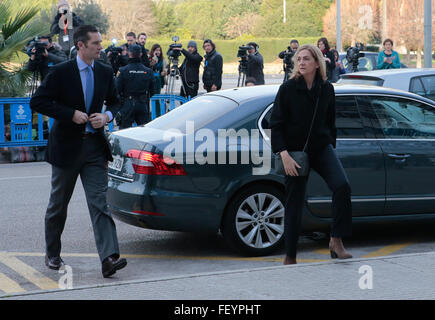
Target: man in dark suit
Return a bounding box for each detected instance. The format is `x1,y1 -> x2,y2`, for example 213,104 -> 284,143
30,25 -> 127,278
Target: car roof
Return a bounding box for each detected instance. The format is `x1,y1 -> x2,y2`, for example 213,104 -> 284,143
339,51 -> 377,56
341,68 -> 435,79
206,83 -> 435,105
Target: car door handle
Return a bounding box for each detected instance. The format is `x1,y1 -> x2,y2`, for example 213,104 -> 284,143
387,154 -> 410,162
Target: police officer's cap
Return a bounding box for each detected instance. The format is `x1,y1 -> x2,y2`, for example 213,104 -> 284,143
128,44 -> 142,55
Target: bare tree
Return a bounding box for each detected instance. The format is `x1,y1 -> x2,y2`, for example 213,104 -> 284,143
100,0 -> 156,40
223,13 -> 260,39
323,0 -> 380,49
387,0 -> 435,68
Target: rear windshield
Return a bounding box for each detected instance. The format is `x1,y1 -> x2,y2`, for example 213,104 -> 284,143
337,77 -> 384,86
146,95 -> 238,133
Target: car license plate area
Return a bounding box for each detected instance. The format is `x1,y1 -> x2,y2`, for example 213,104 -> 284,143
109,155 -> 124,172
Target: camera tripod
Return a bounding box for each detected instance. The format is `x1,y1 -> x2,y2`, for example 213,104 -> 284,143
237,58 -> 248,87
165,58 -> 184,95
283,65 -> 292,83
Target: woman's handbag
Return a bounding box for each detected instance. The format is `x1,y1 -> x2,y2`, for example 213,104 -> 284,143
275,90 -> 321,177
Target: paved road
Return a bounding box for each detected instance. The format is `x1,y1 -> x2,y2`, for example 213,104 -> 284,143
1,162 -> 435,297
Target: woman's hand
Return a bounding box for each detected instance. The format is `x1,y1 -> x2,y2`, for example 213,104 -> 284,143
280,151 -> 301,176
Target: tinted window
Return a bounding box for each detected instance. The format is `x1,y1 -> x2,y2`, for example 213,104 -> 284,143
410,77 -> 425,96
146,95 -> 238,133
419,76 -> 435,101
342,56 -> 375,72
338,77 -> 383,86
369,96 -> 435,139
335,96 -> 367,138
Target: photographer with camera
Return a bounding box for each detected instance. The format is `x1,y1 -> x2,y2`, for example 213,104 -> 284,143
105,38 -> 127,75
203,39 -> 223,92
173,41 -> 203,98
279,39 -> 299,82
116,45 -> 155,129
27,35 -> 67,81
246,42 -> 264,85
50,0 -> 84,57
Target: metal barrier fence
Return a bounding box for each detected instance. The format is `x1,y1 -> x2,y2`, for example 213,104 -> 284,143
1,95 -> 190,147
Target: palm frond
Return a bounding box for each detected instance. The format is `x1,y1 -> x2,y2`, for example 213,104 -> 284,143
2,6 -> 40,41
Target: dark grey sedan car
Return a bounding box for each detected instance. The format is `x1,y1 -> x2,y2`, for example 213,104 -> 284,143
107,84 -> 435,256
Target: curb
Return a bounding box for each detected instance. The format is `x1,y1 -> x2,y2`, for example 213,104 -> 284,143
2,251 -> 434,299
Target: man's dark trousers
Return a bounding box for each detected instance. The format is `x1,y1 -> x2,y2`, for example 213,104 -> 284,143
45,134 -> 119,262
119,97 -> 149,129
180,82 -> 199,98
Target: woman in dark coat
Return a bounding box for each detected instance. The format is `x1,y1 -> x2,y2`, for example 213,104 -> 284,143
270,44 -> 352,265
317,37 -> 335,81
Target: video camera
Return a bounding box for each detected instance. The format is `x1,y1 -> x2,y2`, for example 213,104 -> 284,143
26,38 -> 48,62
106,38 -> 124,75
167,36 -> 182,63
283,46 -> 296,71
346,42 -> 365,72
237,45 -> 251,60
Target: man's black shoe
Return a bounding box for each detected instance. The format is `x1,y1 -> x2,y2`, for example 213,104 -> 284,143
102,256 -> 127,278
45,255 -> 64,270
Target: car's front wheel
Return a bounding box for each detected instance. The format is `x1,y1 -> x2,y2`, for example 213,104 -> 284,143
222,184 -> 285,256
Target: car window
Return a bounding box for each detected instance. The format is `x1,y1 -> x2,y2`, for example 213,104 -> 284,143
335,96 -> 367,138
369,96 -> 435,139
342,56 -> 374,72
146,95 -> 238,133
410,77 -> 426,96
419,76 -> 435,101
338,77 -> 384,86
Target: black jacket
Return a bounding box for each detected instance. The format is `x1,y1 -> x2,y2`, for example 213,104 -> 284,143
30,59 -> 121,167
180,49 -> 202,83
247,51 -> 265,85
203,49 -> 223,87
27,46 -> 67,80
323,50 -> 336,80
116,58 -> 155,99
270,75 -> 337,155
138,44 -> 151,68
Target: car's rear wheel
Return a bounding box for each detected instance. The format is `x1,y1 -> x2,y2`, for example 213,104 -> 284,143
222,184 -> 285,256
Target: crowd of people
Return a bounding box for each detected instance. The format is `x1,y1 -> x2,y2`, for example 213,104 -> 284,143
25,0 -> 402,132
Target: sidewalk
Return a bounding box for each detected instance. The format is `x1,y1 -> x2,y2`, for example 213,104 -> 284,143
3,251 -> 435,300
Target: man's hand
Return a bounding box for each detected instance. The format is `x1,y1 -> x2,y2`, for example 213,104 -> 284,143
89,113 -> 108,129
30,48 -> 36,61
43,49 -> 48,57
72,110 -> 88,124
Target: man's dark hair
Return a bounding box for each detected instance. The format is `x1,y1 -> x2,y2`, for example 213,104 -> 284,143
74,25 -> 99,50
138,32 -> 147,38
126,32 -> 136,39
290,39 -> 299,45
203,39 -> 215,50
40,35 -> 52,43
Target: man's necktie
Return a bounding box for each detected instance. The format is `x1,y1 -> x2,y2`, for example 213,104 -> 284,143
85,65 -> 95,132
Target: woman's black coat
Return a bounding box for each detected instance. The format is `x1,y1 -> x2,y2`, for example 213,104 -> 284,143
269,76 -> 337,155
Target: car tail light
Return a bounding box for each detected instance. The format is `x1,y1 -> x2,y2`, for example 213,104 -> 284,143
126,149 -> 187,176
346,75 -> 364,79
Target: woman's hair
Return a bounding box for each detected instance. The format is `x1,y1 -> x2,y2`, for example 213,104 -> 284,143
317,37 -> 330,52
290,44 -> 327,82
331,49 -> 339,61
150,44 -> 164,60
383,38 -> 393,46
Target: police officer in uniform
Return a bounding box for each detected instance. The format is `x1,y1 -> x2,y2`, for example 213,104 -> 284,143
116,44 -> 155,129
